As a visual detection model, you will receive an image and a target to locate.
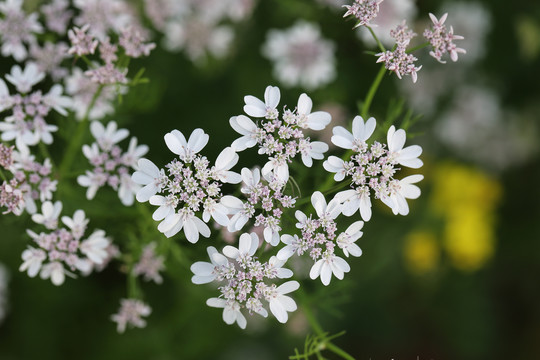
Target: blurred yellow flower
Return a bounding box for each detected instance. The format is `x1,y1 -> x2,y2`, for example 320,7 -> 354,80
431,162 -> 502,215
443,207 -> 495,271
403,230 -> 439,274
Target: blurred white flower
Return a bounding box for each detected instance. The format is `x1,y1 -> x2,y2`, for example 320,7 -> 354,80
262,21 -> 336,90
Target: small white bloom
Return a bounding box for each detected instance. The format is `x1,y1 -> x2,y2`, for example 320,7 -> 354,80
222,232 -> 259,260
323,155 -> 346,181
132,158 -> 166,202
386,125 -> 423,168
121,137 -> 148,168
212,147 -> 241,184
157,211 -> 211,243
262,21 -> 336,90
229,115 -> 258,151
43,84 -> 72,116
331,115 -> 376,150
31,200 -> 62,229
80,229 -> 110,264
19,246 -> 46,277
296,93 -> 331,130
335,187 -> 372,221
277,234 -> 303,261
164,128 -> 209,162
61,209 -> 89,240
336,221 -> 364,257
190,246 -> 229,284
268,280 -> 299,323
40,261 -> 66,286
381,174 -> 423,216
90,120 -> 129,151
309,253 -> 350,286
5,62 -> 45,93
117,173 -> 140,206
243,85 -> 280,119
206,298 -> 247,329
77,170 -> 107,200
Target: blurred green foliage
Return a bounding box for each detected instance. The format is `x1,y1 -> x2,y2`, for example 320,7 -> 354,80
1,0 -> 540,359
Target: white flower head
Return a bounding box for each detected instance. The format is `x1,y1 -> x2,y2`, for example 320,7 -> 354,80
31,200 -> 62,230
5,62 -> 45,93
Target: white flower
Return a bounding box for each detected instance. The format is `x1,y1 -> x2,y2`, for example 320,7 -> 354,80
261,157 -> 289,183
381,174 -> 423,216
31,200 -> 62,229
268,280 -> 299,323
206,298 -> 247,329
90,120 -> 129,151
40,261 -> 66,286
267,256 -> 293,279
262,21 -> 336,90
221,194 -> 249,232
386,125 -> 423,168
296,93 -> 331,130
164,128 -> 209,162
121,137 -> 149,168
277,234 -> 303,261
157,211 -> 211,243
222,232 -> 259,260
61,209 -> 88,239
299,139 -> 328,168
0,79 -> 12,111
190,246 -> 229,284
336,221 -> 364,257
117,173 -> 140,206
243,85 -> 280,119
77,170 -> 107,200
43,84 -> 72,116
229,115 -> 258,151
33,117 -> 58,145
334,186 -> 372,221
5,62 -> 45,93
323,155 -> 347,181
309,191 -> 342,222
331,115 -> 376,150
309,253 -> 350,286
80,229 -> 110,264
19,246 -> 46,277
0,117 -> 38,149
132,158 -> 166,202
211,147 -> 241,184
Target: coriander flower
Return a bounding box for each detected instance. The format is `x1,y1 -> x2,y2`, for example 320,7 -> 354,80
5,62 -> 45,94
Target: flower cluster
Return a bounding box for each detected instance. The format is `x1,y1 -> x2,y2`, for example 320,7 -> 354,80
20,201 -> 112,285
278,192 -> 363,285
262,21 -> 336,90
133,128 -> 240,243
222,167 -> 296,246
133,242 -> 165,284
324,116 -> 423,220
0,0 -> 43,61
423,13 -> 466,63
0,146 -> 57,215
343,0 -> 383,28
145,0 -> 255,63
0,63 -> 71,150
78,121 -> 148,206
191,233 -> 299,328
376,21 -> 422,83
68,24 -> 155,86
111,298 -> 151,333
230,85 -> 331,182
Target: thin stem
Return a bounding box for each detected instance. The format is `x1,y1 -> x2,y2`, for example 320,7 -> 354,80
299,293 -> 355,360
58,85 -> 104,175
407,41 -> 430,54
38,142 -> 54,166
361,64 -> 386,120
366,26 -> 386,53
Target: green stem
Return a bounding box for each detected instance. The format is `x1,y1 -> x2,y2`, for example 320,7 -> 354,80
361,65 -> 386,120
366,26 -> 386,53
38,142 -> 54,166
58,85 -> 104,175
300,294 -> 355,360
407,41 -> 430,54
